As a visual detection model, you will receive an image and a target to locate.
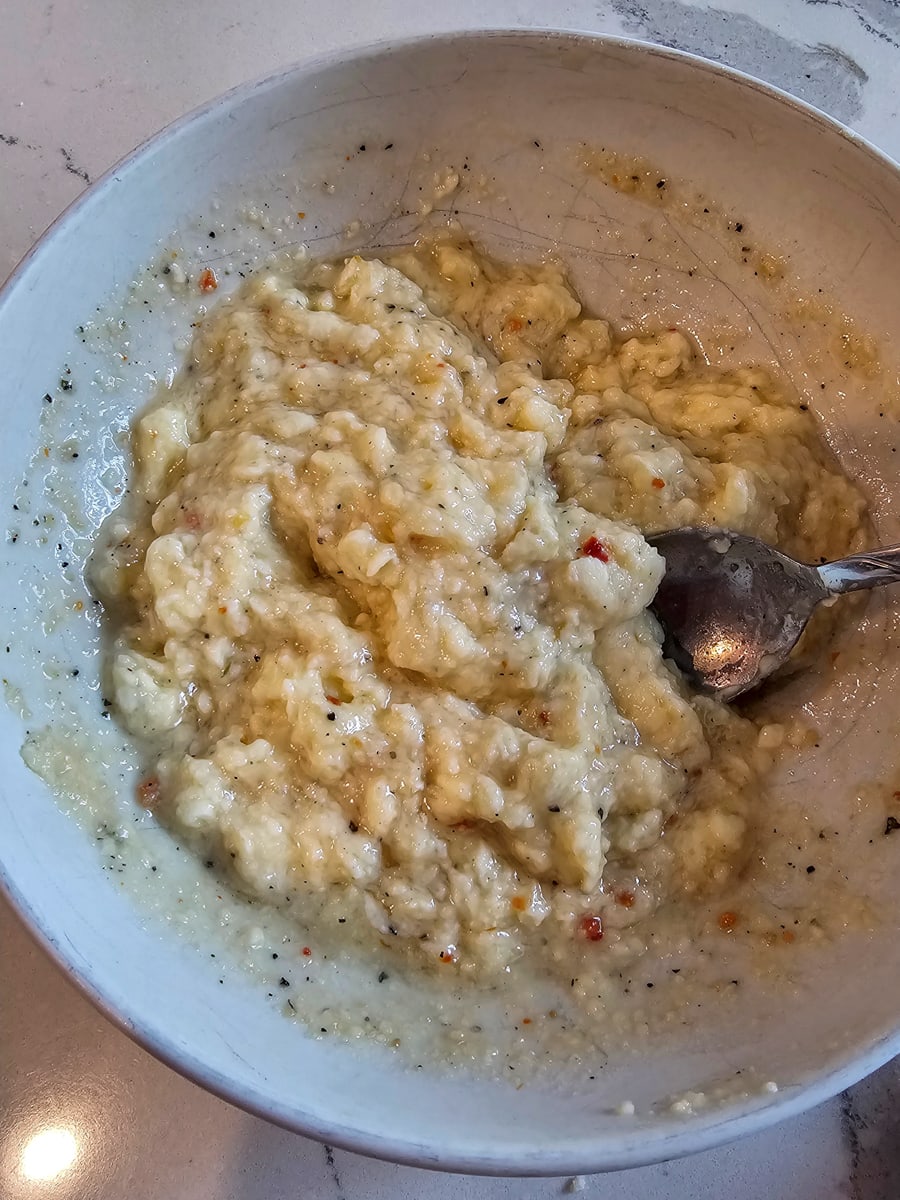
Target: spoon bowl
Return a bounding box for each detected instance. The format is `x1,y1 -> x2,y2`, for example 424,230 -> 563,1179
649,527 -> 900,699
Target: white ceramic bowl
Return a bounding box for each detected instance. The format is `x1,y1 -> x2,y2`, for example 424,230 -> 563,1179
2,30 -> 900,1176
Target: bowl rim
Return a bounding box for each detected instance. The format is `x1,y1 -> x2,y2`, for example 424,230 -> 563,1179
2,25 -> 900,1177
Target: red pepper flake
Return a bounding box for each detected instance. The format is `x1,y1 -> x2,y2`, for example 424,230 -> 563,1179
297,211 -> 306,219
511,896 -> 527,912
439,949 -> 457,964
218,605 -> 227,614
522,1017 -> 532,1025
137,777 -> 160,809
506,317 -> 524,333
538,710 -> 550,726
325,695 -> 342,706
718,911 -> 737,932
781,930 -> 795,944
578,915 -> 604,942
183,509 -> 202,531
651,477 -> 666,489
616,890 -> 635,909
198,268 -> 218,293
302,946 -> 312,957
580,536 -> 609,562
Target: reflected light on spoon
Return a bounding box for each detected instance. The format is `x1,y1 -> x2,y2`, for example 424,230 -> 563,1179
695,633 -> 743,671
20,1127 -> 78,1182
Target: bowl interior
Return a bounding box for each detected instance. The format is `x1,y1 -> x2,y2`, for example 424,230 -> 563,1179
1,31 -> 900,1174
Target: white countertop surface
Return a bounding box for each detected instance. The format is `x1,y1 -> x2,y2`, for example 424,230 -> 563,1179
2,2 -> 900,1196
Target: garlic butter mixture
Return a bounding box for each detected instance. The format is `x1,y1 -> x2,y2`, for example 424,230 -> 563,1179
94,240 -> 865,984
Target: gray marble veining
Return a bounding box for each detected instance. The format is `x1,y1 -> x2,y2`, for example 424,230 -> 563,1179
611,0 -> 870,121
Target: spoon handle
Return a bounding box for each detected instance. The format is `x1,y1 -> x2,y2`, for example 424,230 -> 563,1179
817,543 -> 900,594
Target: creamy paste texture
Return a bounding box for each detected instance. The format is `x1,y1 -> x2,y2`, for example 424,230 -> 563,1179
94,240 -> 865,982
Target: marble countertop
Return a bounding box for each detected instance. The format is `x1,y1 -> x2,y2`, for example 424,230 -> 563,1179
2,1 -> 900,1196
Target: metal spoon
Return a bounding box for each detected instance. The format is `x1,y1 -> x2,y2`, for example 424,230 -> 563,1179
647,527 -> 900,701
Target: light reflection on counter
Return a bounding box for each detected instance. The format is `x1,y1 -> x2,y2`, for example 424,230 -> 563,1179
20,1127 -> 79,1182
